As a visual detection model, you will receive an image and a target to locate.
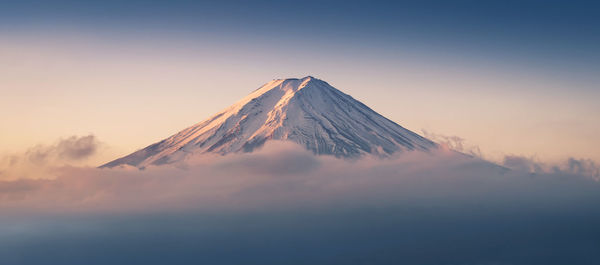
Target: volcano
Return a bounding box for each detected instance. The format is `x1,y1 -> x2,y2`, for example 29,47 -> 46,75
101,76 -> 437,168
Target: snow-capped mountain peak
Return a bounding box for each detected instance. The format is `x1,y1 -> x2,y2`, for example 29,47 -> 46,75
101,76 -> 437,168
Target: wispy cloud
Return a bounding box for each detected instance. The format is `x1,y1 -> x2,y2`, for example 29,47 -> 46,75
0,135 -> 99,180
22,134 -> 99,165
422,130 -> 483,158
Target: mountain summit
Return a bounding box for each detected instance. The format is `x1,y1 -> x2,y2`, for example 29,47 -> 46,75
102,76 -> 437,168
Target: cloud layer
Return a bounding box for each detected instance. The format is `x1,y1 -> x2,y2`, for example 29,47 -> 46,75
0,141 -> 599,265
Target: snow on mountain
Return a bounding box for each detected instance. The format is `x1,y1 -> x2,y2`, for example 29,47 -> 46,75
101,76 -> 437,168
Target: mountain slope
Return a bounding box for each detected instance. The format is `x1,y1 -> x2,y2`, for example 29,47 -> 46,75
101,76 -> 437,168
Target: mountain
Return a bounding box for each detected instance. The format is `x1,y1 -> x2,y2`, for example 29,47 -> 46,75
101,76 -> 437,168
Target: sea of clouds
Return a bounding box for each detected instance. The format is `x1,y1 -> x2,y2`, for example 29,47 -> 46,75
0,136 -> 599,265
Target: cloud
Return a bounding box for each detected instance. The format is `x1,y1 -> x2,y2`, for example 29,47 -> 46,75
500,155 -> 600,181
0,141 -> 597,213
24,135 -> 98,164
565,157 -> 600,180
502,155 -> 544,173
0,135 -> 99,180
0,141 -> 599,265
422,130 -> 483,158
55,135 -> 98,160
421,130 -> 600,181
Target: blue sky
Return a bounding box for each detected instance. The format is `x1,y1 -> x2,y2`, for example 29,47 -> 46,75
3,0 -> 598,66
1,0 -> 599,162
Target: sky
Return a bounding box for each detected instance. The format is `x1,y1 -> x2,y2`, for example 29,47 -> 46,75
1,0 -> 599,164
1,2 -> 600,264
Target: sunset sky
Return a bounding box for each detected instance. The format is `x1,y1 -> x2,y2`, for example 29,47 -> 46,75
1,0 -> 599,164
3,2 -> 600,264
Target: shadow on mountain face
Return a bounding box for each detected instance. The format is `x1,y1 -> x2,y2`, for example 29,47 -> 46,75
1,142 -> 599,265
